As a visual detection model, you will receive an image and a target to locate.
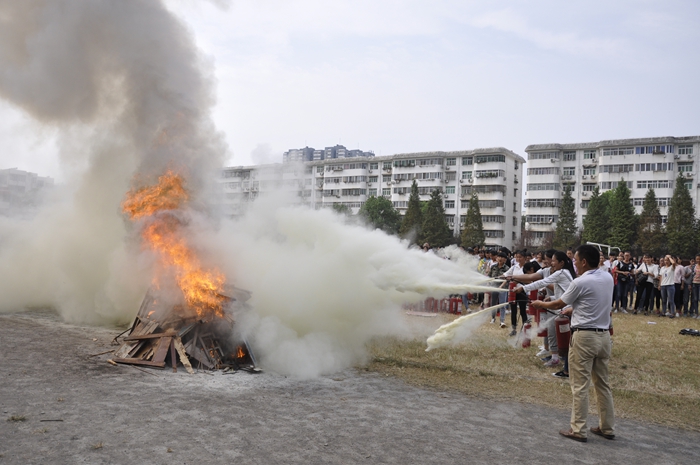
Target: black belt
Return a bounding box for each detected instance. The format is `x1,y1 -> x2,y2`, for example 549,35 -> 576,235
571,327 -> 608,333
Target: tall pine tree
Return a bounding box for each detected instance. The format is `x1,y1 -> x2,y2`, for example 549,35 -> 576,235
460,191 -> 485,247
582,186 -> 610,244
667,171 -> 697,257
554,185 -> 578,248
637,188 -> 666,256
421,189 -> 452,247
400,179 -> 423,243
608,178 -> 636,250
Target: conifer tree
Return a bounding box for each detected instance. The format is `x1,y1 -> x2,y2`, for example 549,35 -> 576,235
636,188 -> 666,256
582,186 -> 610,244
421,189 -> 452,247
667,171 -> 697,257
400,180 -> 423,243
553,185 -> 578,248
608,178 -> 636,250
460,191 -> 485,247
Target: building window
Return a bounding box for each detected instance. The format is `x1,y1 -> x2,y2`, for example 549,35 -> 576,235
527,183 -> 560,191
484,230 -> 505,238
382,188 -> 390,196
368,188 -> 377,197
446,172 -> 456,181
514,188 -> 518,196
514,161 -> 520,170
475,154 -> 506,164
446,158 -> 457,166
584,150 -> 596,159
602,147 -> 634,156
635,163 -> 672,172
529,152 -> 558,160
445,186 -> 455,194
684,180 -> 693,190
678,163 -> 693,173
563,151 -> 576,161
678,145 -> 694,155
635,180 -> 671,189
528,167 -> 560,175
513,217 -> 518,226
462,171 -> 473,179
601,164 -> 634,173
393,159 -> 416,168
382,175 -> 391,182
368,176 -> 378,182
635,145 -> 674,155
563,167 -> 575,176
475,169 -> 505,178
370,163 -> 378,170
526,215 -> 558,224
512,231 -> 517,240
581,200 -> 590,209
462,157 -> 473,165
513,202 -> 517,212
383,162 -> 392,169
583,167 -> 596,176
582,184 -> 596,192
445,200 -> 455,209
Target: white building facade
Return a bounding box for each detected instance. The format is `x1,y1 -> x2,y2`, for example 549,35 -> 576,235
524,136 -> 700,245
218,147 -> 525,249
0,168 -> 54,216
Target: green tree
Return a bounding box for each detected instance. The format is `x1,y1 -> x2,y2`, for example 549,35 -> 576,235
332,203 -> 352,216
400,180 -> 423,242
421,188 -> 452,247
667,172 -> 697,257
582,186 -> 610,244
608,178 -> 637,250
460,191 -> 485,247
636,188 -> 666,256
358,196 -> 402,234
553,185 -> 578,248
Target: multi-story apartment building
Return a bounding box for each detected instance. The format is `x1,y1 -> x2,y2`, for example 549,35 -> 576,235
219,147 -> 525,248
524,136 -> 700,245
0,168 -> 54,216
283,144 -> 375,163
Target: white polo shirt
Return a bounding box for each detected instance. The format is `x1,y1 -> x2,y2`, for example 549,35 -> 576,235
560,267 -> 614,329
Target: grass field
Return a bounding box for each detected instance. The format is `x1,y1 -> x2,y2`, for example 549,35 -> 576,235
366,310 -> 700,431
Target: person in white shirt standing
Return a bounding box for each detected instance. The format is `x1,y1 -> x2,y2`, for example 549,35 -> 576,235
531,244 -> 615,443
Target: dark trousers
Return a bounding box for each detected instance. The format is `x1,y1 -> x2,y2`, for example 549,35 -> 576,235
675,283 -> 683,313
635,281 -> 654,312
510,294 -> 528,328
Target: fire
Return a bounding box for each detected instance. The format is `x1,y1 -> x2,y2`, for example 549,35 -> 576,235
236,346 -> 245,359
122,171 -> 226,319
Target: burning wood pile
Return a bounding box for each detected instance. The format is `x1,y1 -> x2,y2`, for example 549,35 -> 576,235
109,171 -> 258,373
112,287 -> 258,373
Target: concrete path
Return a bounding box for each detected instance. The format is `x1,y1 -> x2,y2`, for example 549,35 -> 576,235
1,310 -> 698,464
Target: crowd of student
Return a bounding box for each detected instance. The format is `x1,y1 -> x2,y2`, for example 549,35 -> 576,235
601,250 -> 700,318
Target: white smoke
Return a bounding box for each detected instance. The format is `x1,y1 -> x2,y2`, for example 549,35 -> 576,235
0,0 -> 225,323
0,1 -> 495,377
198,197 -> 493,378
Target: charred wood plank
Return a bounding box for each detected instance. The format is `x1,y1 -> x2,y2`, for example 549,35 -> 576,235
151,336 -> 173,364
173,337 -> 194,374
123,330 -> 177,341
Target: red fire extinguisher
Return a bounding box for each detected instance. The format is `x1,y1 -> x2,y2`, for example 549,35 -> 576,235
555,314 -> 571,358
508,281 -> 516,303
526,289 -> 537,316
521,321 -> 532,348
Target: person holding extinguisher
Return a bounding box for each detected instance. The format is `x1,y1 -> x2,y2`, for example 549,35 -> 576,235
502,250 -> 529,337
531,244 -> 615,443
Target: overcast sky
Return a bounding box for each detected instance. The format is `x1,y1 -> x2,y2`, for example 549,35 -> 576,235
2,0 -> 699,179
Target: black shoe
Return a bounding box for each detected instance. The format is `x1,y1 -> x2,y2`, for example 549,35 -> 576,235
509,329 -> 517,337
552,371 -> 569,378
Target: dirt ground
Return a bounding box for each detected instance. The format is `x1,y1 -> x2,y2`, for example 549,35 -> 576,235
1,309 -> 699,464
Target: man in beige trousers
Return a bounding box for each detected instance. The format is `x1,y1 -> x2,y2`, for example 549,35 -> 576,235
532,244 -> 615,442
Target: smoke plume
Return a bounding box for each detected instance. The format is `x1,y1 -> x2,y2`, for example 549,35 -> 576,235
0,0 -> 493,377
0,0 -> 225,322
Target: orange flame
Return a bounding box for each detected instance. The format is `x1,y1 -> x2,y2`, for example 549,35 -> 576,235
122,171 -> 226,318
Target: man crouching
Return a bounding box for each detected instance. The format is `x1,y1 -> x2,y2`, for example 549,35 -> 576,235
531,244 -> 615,443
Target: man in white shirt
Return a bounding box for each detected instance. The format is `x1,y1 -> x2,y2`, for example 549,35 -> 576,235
531,244 -> 615,443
